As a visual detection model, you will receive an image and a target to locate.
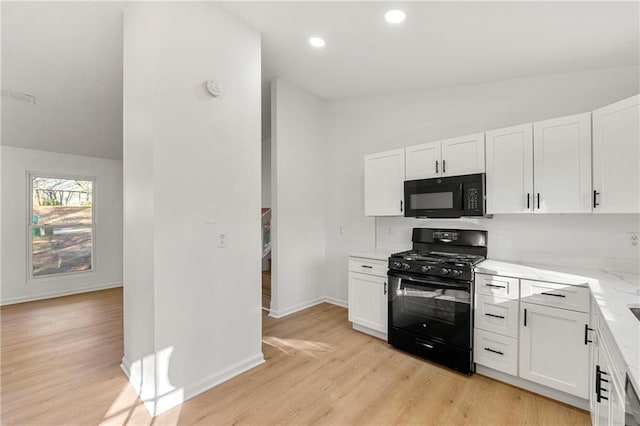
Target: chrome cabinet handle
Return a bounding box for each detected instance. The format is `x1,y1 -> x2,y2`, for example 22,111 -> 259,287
442,159 -> 446,173
435,160 -> 439,174
485,284 -> 506,289
485,313 -> 505,319
383,282 -> 387,295
594,190 -> 600,208
361,265 -> 372,269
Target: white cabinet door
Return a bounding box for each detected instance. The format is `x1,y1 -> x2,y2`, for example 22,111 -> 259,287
485,124 -> 534,214
405,141 -> 441,180
519,302 -> 590,398
441,133 -> 486,176
593,95 -> 640,214
348,272 -> 387,334
533,113 -> 592,213
364,149 -> 405,216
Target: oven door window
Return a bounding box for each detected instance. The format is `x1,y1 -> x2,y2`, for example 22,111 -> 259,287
389,274 -> 471,348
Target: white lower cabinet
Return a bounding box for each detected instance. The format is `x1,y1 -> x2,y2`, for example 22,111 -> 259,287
348,256 -> 388,338
519,302 -> 590,398
474,273 -> 593,407
475,294 -> 519,338
590,305 -> 626,426
474,328 -> 518,375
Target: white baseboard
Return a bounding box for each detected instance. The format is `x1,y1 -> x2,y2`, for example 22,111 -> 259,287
1,282 -> 123,306
269,296 -> 348,319
268,296 -> 326,318
120,353 -> 265,417
324,296 -> 348,308
353,323 -> 387,340
177,353 -> 264,413
476,365 -> 589,410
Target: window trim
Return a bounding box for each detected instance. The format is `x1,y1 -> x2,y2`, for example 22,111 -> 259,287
27,172 -> 97,282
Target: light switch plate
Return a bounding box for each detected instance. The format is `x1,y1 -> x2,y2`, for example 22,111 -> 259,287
205,206 -> 216,223
217,232 -> 227,248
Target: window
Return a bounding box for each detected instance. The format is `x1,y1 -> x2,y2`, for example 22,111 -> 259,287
28,174 -> 95,278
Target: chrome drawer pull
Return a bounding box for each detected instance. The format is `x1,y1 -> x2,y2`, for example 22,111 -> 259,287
485,284 -> 506,289
361,265 -> 373,269
484,313 -> 505,319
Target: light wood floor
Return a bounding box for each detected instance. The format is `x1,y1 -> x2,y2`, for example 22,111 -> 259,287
262,268 -> 271,310
1,288 -> 590,425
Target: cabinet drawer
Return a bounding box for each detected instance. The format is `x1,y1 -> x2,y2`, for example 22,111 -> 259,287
349,258 -> 388,277
474,329 -> 518,376
475,294 -> 519,338
521,279 -> 590,313
475,273 -> 519,300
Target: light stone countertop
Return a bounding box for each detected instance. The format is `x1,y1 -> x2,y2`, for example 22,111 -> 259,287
476,259 -> 640,392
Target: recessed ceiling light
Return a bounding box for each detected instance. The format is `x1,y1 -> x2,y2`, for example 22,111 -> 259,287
385,9 -> 406,24
309,37 -> 326,48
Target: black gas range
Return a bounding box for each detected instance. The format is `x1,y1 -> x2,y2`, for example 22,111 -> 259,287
387,228 -> 487,375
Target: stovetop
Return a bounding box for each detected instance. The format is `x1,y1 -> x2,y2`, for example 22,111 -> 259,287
388,250 -> 485,281
388,228 -> 488,281
391,250 -> 485,266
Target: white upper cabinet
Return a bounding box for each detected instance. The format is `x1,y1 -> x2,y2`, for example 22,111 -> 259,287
405,133 -> 485,181
405,141 -> 441,180
533,113 -> 592,213
592,95 -> 640,214
364,149 -> 405,216
440,133 -> 486,176
486,124 -> 534,214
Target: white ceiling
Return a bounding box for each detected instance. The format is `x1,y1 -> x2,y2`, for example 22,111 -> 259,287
1,2 -> 123,160
222,1 -> 640,100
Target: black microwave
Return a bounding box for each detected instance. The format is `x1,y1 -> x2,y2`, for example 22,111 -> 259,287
404,173 -> 485,218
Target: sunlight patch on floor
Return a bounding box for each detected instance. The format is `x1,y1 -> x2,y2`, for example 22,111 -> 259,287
262,336 -> 334,357
99,384 -> 150,426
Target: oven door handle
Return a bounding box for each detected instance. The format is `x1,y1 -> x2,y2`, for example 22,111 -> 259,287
388,271 -> 470,291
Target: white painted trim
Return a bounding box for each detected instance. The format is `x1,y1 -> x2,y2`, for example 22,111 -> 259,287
120,353 -> 265,417
476,365 -> 589,410
353,323 -> 388,341
268,296 -> 348,319
268,296 -> 326,318
324,296 -> 348,308
175,353 -> 264,414
0,282 -> 122,306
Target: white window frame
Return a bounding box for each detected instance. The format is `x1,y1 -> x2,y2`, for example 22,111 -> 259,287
27,172 -> 97,281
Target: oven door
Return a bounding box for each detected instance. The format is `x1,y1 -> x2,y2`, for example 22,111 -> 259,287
388,270 -> 472,349
404,179 -> 464,218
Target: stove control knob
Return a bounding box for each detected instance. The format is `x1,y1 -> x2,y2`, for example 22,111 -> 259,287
402,263 -> 412,270
392,261 -> 402,269
420,265 -> 431,273
440,268 -> 450,275
452,270 -> 463,276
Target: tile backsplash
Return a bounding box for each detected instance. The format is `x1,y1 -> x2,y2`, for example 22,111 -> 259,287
376,214 -> 640,274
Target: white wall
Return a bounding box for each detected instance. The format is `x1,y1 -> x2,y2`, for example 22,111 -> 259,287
0,146 -> 123,304
262,137 -> 271,208
325,65 -> 640,303
123,3 -> 262,416
271,78 -> 328,316
1,2 -> 123,160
